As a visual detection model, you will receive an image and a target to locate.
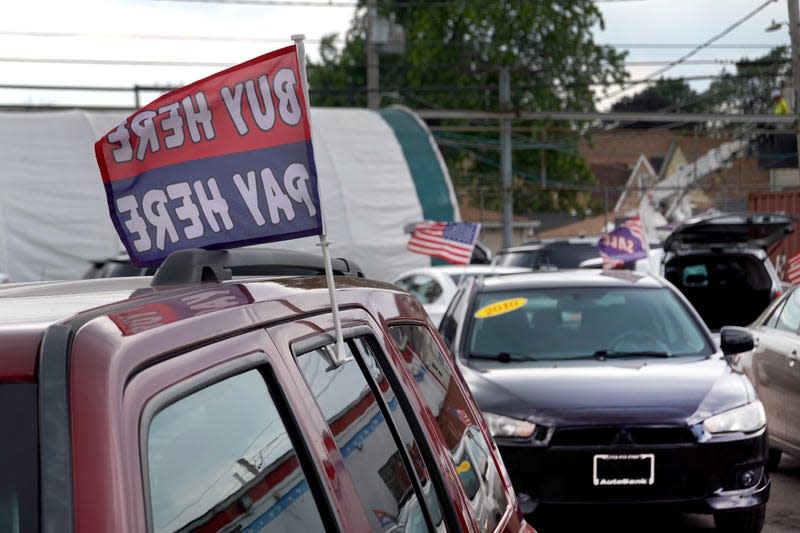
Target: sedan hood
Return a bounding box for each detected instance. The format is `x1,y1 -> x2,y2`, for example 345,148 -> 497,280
461,356 -> 753,426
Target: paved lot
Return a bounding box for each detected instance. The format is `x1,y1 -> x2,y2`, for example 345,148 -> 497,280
525,455 -> 800,532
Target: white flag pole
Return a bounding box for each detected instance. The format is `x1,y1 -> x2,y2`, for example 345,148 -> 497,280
292,33 -> 346,364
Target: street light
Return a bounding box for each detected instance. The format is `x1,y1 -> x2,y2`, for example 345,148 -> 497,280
765,19 -> 788,32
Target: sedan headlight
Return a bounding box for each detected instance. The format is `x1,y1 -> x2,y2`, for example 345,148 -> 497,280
483,412 -> 535,438
703,401 -> 766,434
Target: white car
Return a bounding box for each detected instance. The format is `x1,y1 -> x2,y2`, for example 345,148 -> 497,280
393,265 -> 529,326
0,273 -> 7,284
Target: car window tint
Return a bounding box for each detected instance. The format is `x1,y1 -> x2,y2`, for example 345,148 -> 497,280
540,244 -> 599,268
765,296 -> 789,329
776,289 -> 800,334
493,250 -> 540,269
352,337 -> 445,532
682,264 -> 709,286
296,341 -> 431,533
467,287 -> 710,360
0,385 -> 38,533
146,369 -> 325,533
388,324 -> 509,530
397,275 -> 443,305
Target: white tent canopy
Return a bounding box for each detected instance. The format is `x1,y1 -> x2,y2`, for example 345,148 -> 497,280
0,107 -> 459,283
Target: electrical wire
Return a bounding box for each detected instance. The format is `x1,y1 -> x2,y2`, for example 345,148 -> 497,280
0,29 -> 329,44
603,0 -> 778,100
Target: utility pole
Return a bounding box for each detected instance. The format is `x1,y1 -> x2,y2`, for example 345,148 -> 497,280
499,67 -> 513,248
788,0 -> 800,168
366,0 -> 380,109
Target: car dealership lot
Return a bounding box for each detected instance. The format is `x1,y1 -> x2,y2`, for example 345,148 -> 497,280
0,248 -> 533,532
438,269 -> 771,531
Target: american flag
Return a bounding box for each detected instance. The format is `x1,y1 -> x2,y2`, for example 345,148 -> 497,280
786,250 -> 800,284
407,222 -> 481,265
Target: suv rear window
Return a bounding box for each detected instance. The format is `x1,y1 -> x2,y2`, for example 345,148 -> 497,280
0,384 -> 38,533
494,242 -> 599,269
664,253 -> 774,329
146,369 -> 325,533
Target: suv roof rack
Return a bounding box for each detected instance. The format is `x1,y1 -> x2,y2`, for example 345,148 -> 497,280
150,248 -> 365,287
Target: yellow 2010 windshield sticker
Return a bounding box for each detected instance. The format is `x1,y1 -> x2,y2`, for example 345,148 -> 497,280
474,297 -> 527,318
455,459 -> 472,474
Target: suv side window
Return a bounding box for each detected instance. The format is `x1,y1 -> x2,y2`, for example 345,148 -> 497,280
765,297 -> 789,329
296,338 -> 438,533
776,289 -> 800,334
0,384 -> 38,533
146,369 -> 326,533
439,288 -> 469,349
388,325 -> 509,530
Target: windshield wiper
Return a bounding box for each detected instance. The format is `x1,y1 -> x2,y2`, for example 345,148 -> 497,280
468,352 -> 538,363
592,349 -> 672,360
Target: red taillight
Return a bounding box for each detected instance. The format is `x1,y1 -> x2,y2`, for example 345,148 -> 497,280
774,290 -> 782,300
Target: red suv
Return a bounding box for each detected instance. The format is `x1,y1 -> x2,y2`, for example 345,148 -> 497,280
0,248 -> 533,533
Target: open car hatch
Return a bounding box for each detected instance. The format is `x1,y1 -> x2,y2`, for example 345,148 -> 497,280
663,211 -> 796,252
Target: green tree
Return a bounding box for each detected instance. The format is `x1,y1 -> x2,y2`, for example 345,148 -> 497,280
611,78 -> 702,113
701,46 -> 790,116
307,1 -> 628,215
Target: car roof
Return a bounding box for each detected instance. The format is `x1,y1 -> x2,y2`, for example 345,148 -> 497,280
0,250 -> 403,383
477,268 -> 667,291
500,237 -> 600,252
0,277 -> 153,326
395,264 -> 529,278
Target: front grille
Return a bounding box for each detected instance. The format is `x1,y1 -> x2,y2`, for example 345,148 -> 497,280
550,426 -> 696,447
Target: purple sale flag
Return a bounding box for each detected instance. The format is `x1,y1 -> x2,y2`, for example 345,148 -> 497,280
598,216 -> 649,269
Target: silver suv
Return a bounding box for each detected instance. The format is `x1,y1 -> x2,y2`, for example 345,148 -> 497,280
661,211 -> 795,331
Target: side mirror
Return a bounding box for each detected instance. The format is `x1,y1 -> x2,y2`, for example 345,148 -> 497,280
719,326 -> 754,356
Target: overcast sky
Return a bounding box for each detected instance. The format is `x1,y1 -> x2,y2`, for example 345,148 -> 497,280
0,0 -> 792,109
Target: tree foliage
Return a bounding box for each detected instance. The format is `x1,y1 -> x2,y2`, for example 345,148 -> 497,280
612,78 -> 702,113
702,46 -> 790,115
307,1 -> 628,215
607,47 -> 791,131
609,78 -> 702,129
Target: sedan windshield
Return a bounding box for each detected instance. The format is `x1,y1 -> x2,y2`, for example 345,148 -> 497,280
466,286 -> 713,361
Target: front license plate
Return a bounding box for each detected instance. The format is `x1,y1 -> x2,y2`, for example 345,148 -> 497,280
593,453 -> 654,486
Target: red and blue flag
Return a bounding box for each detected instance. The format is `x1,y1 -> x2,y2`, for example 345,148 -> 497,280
598,216 -> 649,269
95,45 -> 321,266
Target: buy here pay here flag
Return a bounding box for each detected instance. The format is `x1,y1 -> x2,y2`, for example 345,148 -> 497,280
95,45 -> 322,266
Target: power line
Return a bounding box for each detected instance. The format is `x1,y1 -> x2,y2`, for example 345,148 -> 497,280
605,0 -> 777,99
0,56 -> 233,67
158,0 -> 358,6
9,31 -> 782,50
623,59 -> 751,66
603,43 -> 786,49
2,30 -> 785,53
0,29 -> 325,44
159,0 -> 635,5
0,55 -> 762,70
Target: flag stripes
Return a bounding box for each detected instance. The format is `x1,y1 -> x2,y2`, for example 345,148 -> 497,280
407,222 -> 480,265
787,250 -> 800,284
